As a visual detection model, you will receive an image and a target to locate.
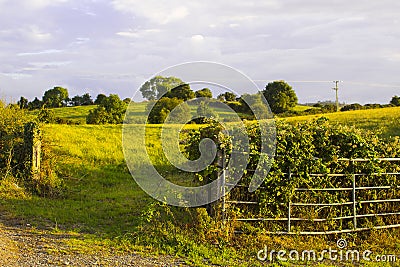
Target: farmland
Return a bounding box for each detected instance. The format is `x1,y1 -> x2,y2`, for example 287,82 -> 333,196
35,103 -> 400,138
284,106 -> 400,138
1,104 -> 400,266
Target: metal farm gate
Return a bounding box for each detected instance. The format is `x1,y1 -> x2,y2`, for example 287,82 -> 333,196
220,158 -> 400,234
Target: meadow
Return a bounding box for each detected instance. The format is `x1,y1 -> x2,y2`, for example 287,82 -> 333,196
29,105 -> 96,124
1,104 -> 399,266
36,103 -> 400,139
283,106 -> 400,138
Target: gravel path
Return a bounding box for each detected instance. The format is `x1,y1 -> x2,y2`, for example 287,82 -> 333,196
0,223 -> 189,267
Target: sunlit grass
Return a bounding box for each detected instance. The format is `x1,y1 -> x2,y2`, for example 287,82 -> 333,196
32,103 -> 399,139
283,106 -> 400,138
29,105 -> 96,124
292,105 -> 315,112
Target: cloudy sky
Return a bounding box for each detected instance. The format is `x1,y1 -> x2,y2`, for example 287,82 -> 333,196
0,0 -> 399,104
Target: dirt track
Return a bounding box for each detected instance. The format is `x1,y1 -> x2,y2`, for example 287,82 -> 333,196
0,223 -> 188,267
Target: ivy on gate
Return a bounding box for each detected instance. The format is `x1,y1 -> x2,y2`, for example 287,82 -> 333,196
184,118 -> 400,231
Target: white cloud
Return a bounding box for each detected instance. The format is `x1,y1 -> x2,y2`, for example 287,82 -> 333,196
24,25 -> 52,41
70,37 -> 91,46
29,61 -> 72,68
0,72 -> 32,79
17,49 -> 63,56
17,0 -> 68,9
191,35 -> 204,42
0,25 -> 53,43
116,28 -> 161,38
111,0 -> 189,24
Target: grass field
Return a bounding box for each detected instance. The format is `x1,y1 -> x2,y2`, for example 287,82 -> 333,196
284,106 -> 400,138
33,101 -> 245,124
1,125 -> 145,233
3,103 -> 399,265
29,105 -> 96,124
42,103 -> 400,138
292,104 -> 315,112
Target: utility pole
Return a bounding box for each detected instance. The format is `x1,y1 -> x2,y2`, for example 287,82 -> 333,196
332,81 -> 341,112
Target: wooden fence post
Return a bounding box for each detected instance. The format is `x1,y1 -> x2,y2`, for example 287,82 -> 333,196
24,122 -> 41,180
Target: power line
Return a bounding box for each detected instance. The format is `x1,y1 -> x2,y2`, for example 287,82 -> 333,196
253,80 -> 400,88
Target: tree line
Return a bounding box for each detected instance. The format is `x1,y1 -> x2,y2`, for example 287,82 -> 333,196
17,87 -> 131,110
140,76 -> 299,124
14,80 -> 400,125
340,96 -> 400,111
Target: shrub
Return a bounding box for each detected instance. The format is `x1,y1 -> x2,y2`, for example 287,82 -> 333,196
38,109 -> 56,123
364,103 -> 383,109
341,103 -> 363,111
390,95 -> 400,106
87,94 -> 127,124
0,101 -> 30,178
147,97 -> 191,124
0,102 -> 63,197
195,88 -> 213,98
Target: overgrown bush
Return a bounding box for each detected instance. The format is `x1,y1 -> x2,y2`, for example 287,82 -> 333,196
184,118 -> 400,231
0,101 -> 30,179
0,101 -> 63,197
38,108 -> 56,123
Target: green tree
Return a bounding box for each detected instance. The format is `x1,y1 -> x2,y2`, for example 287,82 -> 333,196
139,76 -> 184,100
123,98 -> 132,104
390,95 -> 400,106
87,94 -> 127,124
195,88 -> 213,98
71,93 -> 93,106
163,84 -> 195,101
238,93 -> 271,119
17,96 -> 28,109
81,93 -> 94,105
94,94 -> 107,105
70,95 -> 83,106
42,87 -> 69,108
147,98 -> 191,124
28,97 -> 43,110
217,92 -> 237,102
225,92 -> 237,101
262,80 -> 298,113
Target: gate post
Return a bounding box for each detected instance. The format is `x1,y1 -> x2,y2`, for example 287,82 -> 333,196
350,159 -> 357,230
207,149 -> 225,218
24,122 -> 42,180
